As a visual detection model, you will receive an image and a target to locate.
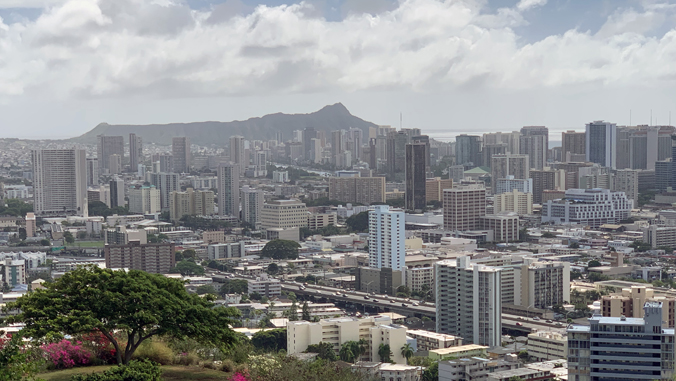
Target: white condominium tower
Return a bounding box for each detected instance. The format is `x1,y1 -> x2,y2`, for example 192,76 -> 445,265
217,164 -> 240,217
32,149 -> 87,216
368,205 -> 405,271
435,256 -> 502,347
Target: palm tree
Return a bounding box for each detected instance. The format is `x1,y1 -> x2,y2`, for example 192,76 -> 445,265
339,344 -> 355,363
400,343 -> 414,364
357,338 -> 368,360
378,343 -> 392,363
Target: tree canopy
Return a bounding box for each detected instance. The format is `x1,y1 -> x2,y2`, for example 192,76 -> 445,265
170,260 -> 205,276
6,266 -> 240,365
220,279 -> 249,295
251,328 -> 287,352
88,201 -> 128,218
260,239 -> 300,260
306,342 -> 337,361
0,199 -> 33,217
345,212 -> 369,232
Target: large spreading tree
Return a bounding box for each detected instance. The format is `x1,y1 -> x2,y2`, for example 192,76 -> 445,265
6,266 -> 240,365
260,239 -> 300,260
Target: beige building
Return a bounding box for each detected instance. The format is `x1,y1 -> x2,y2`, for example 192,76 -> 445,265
490,154 -> 530,193
494,189 -> 533,214
328,177 -> 385,205
514,258 -> 570,309
643,225 -> 676,249
612,169 -> 639,202
25,212 -> 36,238
307,213 -> 337,230
202,230 -> 225,244
352,363 -> 422,381
406,330 -> 462,351
128,185 -> 161,215
104,242 -> 176,274
481,213 -> 520,243
169,188 -> 215,222
527,331 -> 568,361
261,199 -> 308,229
105,226 -> 147,245
426,177 -> 454,202
602,285 -> 676,327
287,316 -> 407,364
443,185 -> 486,231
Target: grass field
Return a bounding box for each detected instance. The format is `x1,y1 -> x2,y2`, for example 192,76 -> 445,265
39,365 -> 232,381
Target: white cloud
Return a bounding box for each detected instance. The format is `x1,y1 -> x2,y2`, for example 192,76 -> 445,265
516,0 -> 547,12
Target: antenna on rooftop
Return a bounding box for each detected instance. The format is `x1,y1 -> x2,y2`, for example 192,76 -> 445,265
630,109 -> 632,126
400,112 -> 402,130
651,109 -> 653,126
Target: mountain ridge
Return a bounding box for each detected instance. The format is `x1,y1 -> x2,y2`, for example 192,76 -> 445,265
71,103 -> 378,145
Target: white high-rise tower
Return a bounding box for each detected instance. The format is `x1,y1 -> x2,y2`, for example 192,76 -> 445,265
32,149 -> 88,216
368,205 -> 405,271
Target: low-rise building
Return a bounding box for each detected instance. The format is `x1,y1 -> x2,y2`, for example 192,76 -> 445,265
247,275 -> 281,298
602,285 -> 676,327
480,213 -> 519,243
644,225 -> 676,249
438,357 -> 519,381
526,331 -> 567,361
487,368 -> 555,381
429,344 -> 488,360
541,188 -> 633,228
307,213 -> 337,230
406,329 -> 462,351
208,242 -> 246,260
352,362 -> 422,381
104,242 -> 176,274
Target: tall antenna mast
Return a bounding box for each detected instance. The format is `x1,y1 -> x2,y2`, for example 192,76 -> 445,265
651,109 -> 653,126
630,109 -> 632,126
400,112 -> 402,130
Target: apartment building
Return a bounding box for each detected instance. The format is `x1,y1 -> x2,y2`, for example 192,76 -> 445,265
442,185 -> 486,231
405,266 -> 434,293
261,199 -> 308,229
480,213 -> 520,243
369,205 -> 405,271
644,225 -> 676,249
169,188 -> 215,222
328,177 -> 386,205
495,176 -> 533,195
494,189 -> 533,214
405,330 -> 462,351
32,149 -> 87,216
104,242 -> 176,274
307,213 -> 337,230
128,185 -> 161,214
241,186 -> 264,229
3,258 -> 26,287
438,357 -> 519,381
602,285 -> 676,327
207,242 -> 245,260
247,275 -> 281,297
514,258 -> 570,309
426,177 -> 454,202
266,302 -> 345,319
105,226 -> 148,245
527,331 -> 567,361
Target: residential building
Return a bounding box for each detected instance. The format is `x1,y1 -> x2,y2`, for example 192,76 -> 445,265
644,225 -> 676,249
247,274 -> 281,297
481,213 -> 519,243
482,143 -> 507,169
567,302 -> 675,381
513,258 -> 570,309
25,212 -> 36,238
261,199 -> 308,229
405,330 -> 462,351
172,137 -> 191,173
168,188 -> 215,222
129,133 -> 143,171
438,357 -> 519,381
626,125 -> 674,170
109,178 -> 125,208
369,205 -> 405,271
455,135 -> 482,166
494,189 -> 533,214
105,242 -> 175,274
328,177 -> 386,205
405,143 -> 427,210
405,266 -> 434,294
483,131 -> 520,154
586,121 -> 617,169
241,186 -> 264,229
217,164 -> 240,217
562,130 -> 586,162
307,213 -> 337,230
490,154 -> 530,193
442,185 -> 486,231
128,185 -> 161,214
495,176 -> 533,195
520,127 -> 547,170
207,242 -> 245,260
97,135 -> 124,173
229,135 -> 247,172
426,178 -> 454,202
488,368 -> 556,381
3,258 -> 26,287
105,226 -> 148,245
430,344 -> 489,361
602,285 -> 676,327
529,168 -> 565,204
202,231 -> 225,244
527,331 -> 568,361
151,154 -> 173,173
86,157 -> 98,186
303,127 -> 317,160
147,172 -> 179,210
541,188 -> 633,228
612,169 -> 639,202
435,257 -> 502,347
352,363 -> 422,381
32,149 -> 87,216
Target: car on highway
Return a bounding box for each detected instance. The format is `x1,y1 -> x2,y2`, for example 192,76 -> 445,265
364,295 -> 370,299
546,320 -> 553,323
390,300 -> 396,303
516,322 -> 523,326
412,302 -> 419,306
533,317 -> 540,321
373,299 -> 379,302
401,303 -> 408,307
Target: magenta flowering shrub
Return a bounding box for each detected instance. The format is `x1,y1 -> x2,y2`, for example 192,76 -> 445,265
41,339 -> 91,369
230,372 -> 250,381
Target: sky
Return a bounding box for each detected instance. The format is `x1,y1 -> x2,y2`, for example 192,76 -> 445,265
1,0 -> 676,141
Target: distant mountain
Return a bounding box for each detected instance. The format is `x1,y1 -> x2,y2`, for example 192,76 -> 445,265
71,103 -> 378,146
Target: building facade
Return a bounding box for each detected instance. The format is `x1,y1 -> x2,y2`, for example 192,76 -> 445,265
172,137 -> 191,173
541,188 -> 633,228
405,143 -> 427,210
217,164 -> 240,217
443,185 -> 486,231
494,189 -> 533,214
586,121 -> 617,169
32,149 -> 88,216
328,177 -> 385,205
128,185 -> 161,214
104,242 -> 175,274
261,199 -> 308,229
97,135 -> 124,174
369,205 -> 405,271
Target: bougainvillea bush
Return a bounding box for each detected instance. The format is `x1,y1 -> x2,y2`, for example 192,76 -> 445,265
41,339 -> 91,369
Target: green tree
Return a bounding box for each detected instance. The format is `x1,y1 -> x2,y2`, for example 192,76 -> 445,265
401,343 -> 414,364
396,285 -> 411,298
569,242 -> 580,249
518,350 -> 529,361
260,239 -> 301,260
306,342 -> 337,361
339,343 -> 355,363
71,359 -> 161,381
170,260 -> 205,276
284,300 -> 299,321
251,328 -> 287,352
40,239 -> 50,246
508,377 -> 525,381
196,284 -> 217,295
422,361 -> 438,381
302,301 -> 311,321
181,249 -> 196,259
6,266 -> 240,365
250,292 -> 263,301
0,199 -> 33,217
267,263 -> 279,275
63,231 -> 74,244
587,260 -> 602,268
0,331 -> 42,381
541,232 -> 556,238
345,212 -> 369,232
220,279 -> 249,295
18,228 -> 26,241
378,343 -> 392,363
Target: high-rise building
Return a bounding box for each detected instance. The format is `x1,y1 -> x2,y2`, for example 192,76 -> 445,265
442,185 -> 486,231
241,185 -> 264,229
229,135 -> 247,172
86,158 -> 98,186
405,143 -> 427,211
217,164 -> 240,217
481,144 -> 507,169
105,242 -> 175,274
97,135 -> 124,174
561,130 -> 586,162
541,188 -> 633,228
303,127 -> 317,160
494,175 -> 533,194
4,258 -> 26,287
25,212 -> 36,238
612,169 -> 639,202
128,185 -> 161,214
151,154 -> 173,173
109,178 -> 125,208
108,154 -> 122,175
519,134 -> 547,170
455,135 -> 481,166
627,125 -> 674,170
426,178 -> 454,202
129,133 -> 143,171
328,177 -> 386,204
490,154 -> 530,193
483,131 -> 520,154
586,121 -> 617,169
481,213 -> 520,242
514,258 -> 570,309
602,285 -> 676,327
568,302 -> 675,381
348,128 -> 363,162
368,205 -> 405,271
387,131 -> 409,179
261,199 -> 308,229
147,172 -> 179,210
494,189 -> 533,214
331,130 -> 345,165
435,257 -> 502,347
32,149 -> 87,216
172,137 -> 191,173
168,188 -> 215,222
520,126 -> 548,164
411,135 -> 431,175
529,168 -> 565,204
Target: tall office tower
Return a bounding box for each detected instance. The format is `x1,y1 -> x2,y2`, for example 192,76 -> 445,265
411,135 -> 431,175
229,135 -> 247,172
331,130 -> 345,165
442,185 -> 486,231
529,169 -> 565,204
368,205 -> 405,271
241,185 -> 264,229
275,131 -> 283,144
561,131 -> 586,162
97,135 -> 124,174
129,133 -> 143,171
481,144 -> 507,169
483,131 -> 520,154
519,134 -> 547,170
656,160 -> 674,191
568,302 -> 675,381
586,121 -> 617,169
628,126 -> 674,170
32,149 -> 87,216
615,126 -> 632,169
386,131 -> 409,178
172,137 -> 191,173
405,143 -> 427,211
151,154 -> 173,173
514,258 -> 570,309
108,154 -> 122,175
612,169 -> 639,202
490,154 -> 530,193
455,134 -> 481,166
310,138 -> 322,164
217,164 -> 240,217
520,126 -> 549,151
348,128 -> 363,161
147,172 -> 179,210
435,257 -> 502,347
128,185 -> 161,214
86,158 -> 98,186
368,138 -> 378,170
109,178 -> 125,208
303,127 -> 317,160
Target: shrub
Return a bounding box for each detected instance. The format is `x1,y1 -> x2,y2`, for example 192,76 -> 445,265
132,340 -> 174,365
221,359 -> 236,373
79,332 -> 117,365
41,339 -> 91,369
71,359 -> 161,381
175,351 -> 199,366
